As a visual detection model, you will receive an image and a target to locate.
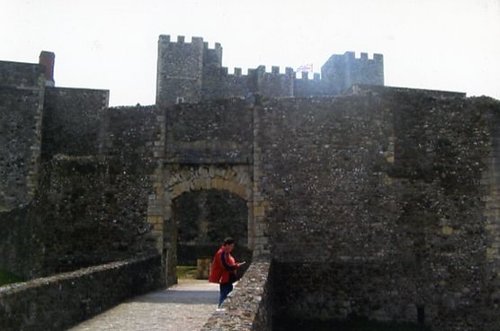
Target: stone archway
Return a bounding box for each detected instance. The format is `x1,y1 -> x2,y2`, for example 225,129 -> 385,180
150,164 -> 254,285
173,189 -> 251,273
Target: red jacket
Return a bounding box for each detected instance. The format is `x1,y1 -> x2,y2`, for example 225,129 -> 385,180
209,246 -> 238,284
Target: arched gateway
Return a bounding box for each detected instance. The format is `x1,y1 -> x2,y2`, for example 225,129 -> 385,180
146,97 -> 269,285
171,165 -> 252,283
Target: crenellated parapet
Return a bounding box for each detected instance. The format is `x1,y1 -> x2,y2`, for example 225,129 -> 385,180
321,51 -> 384,95
252,65 -> 295,98
156,35 -> 385,105
156,35 -> 223,106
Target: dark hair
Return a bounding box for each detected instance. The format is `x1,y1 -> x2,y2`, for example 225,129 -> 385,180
223,237 -> 235,245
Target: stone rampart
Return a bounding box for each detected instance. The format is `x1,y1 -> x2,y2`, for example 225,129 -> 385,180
1,105 -> 159,279
0,62 -> 44,211
0,255 -> 163,331
164,98 -> 253,164
155,35 -> 385,105
0,206 -> 35,278
321,51 -> 384,94
0,61 -> 43,88
201,257 -> 272,331
256,93 -> 500,329
41,87 -> 109,160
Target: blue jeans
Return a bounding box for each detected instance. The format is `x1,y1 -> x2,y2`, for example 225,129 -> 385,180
219,283 -> 233,307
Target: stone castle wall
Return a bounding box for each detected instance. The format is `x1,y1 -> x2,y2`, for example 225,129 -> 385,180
0,255 -> 162,331
155,35 -> 384,105
0,61 -> 44,211
165,98 -> 253,164
0,100 -> 160,279
41,87 -> 109,160
3,39 -> 500,331
321,52 -> 384,94
156,35 -> 207,105
255,91 -> 500,329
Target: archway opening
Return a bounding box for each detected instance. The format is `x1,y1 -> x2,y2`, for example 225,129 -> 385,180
172,189 -> 252,280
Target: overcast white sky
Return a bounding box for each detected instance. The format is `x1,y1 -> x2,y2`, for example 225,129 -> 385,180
1,0 -> 499,106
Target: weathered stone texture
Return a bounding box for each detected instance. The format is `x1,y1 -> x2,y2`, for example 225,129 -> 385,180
0,206 -> 37,278
160,163 -> 253,285
156,35 -> 206,105
0,63 -> 44,211
41,87 -> 109,160
255,92 -> 500,329
155,35 -> 384,106
165,98 -> 253,164
322,52 -> 384,94
3,41 -> 500,331
258,96 -> 397,263
1,104 -> 159,279
293,74 -> 325,97
0,61 -> 44,88
201,258 -> 272,331
0,255 -> 162,331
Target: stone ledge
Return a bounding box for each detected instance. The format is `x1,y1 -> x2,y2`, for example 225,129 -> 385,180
0,254 -> 163,331
201,257 -> 272,331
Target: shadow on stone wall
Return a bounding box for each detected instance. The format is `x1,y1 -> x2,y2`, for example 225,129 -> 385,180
0,255 -> 163,331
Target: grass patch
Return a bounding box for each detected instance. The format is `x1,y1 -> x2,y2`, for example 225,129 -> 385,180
0,269 -> 23,286
176,265 -> 198,279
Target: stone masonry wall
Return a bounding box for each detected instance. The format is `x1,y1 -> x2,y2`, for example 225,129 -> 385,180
156,35 -> 205,106
157,163 -> 253,285
156,36 -> 385,104
256,93 -> 500,330
201,258 -> 272,331
0,206 -> 37,279
321,52 -> 384,94
29,105 -> 159,277
165,98 -> 253,164
478,97 -> 500,331
0,255 -> 162,331
41,87 -> 109,160
0,62 -> 44,211
258,95 -> 397,263
1,105 -> 159,279
0,61 -> 44,87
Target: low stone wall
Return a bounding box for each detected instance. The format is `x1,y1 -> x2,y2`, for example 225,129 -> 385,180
201,258 -> 272,331
0,254 -> 163,331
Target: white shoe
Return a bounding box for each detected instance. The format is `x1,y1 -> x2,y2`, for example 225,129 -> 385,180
216,308 -> 226,312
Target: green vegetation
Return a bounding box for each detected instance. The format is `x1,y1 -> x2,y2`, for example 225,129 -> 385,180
0,269 -> 23,286
176,265 -> 197,279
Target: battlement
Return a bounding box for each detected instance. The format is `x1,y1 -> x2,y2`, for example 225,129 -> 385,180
156,34 -> 384,105
225,67 -> 252,77
224,66 -> 296,77
254,65 -> 295,76
158,34 -> 222,52
296,72 -> 321,80
330,51 -> 383,62
204,41 -> 222,51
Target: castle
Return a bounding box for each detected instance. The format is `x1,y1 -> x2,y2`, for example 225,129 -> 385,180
2,35 -> 500,331
156,35 -> 384,105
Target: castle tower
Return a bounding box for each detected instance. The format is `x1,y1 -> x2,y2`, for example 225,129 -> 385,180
321,52 -> 384,94
156,35 -> 223,106
200,41 -> 224,99
39,51 -> 55,87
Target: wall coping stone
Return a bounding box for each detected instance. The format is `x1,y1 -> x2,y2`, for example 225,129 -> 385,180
201,256 -> 272,331
0,254 -> 163,331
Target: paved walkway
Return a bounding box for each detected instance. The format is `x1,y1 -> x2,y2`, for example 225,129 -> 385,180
69,279 -> 219,331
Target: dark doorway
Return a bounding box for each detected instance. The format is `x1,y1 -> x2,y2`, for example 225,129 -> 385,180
172,189 -> 251,276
